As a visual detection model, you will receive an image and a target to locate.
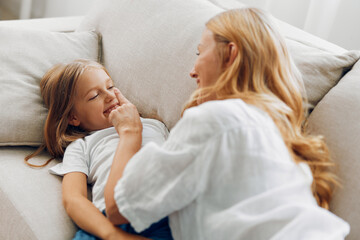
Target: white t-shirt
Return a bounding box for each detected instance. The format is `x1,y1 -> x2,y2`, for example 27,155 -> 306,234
49,118 -> 169,212
114,99 -> 350,240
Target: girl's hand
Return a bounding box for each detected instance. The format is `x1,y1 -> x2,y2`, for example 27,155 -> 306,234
109,88 -> 142,136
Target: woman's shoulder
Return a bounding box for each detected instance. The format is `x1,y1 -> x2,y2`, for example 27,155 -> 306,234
183,99 -> 272,129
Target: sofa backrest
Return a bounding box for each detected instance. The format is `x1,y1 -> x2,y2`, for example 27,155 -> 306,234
78,0 -> 359,129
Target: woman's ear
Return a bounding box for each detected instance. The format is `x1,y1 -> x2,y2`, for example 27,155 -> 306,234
68,113 -> 80,127
225,42 -> 238,68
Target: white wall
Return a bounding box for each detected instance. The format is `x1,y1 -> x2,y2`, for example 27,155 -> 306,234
41,0 -> 94,18
235,0 -> 360,50
329,0 -> 360,50
0,0 -> 94,19
1,0 -> 359,50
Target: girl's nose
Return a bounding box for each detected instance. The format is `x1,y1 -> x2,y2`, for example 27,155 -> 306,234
190,68 -> 198,78
105,90 -> 115,102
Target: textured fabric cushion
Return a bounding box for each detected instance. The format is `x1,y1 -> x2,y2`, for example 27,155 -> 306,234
306,60 -> 360,240
0,147 -> 75,240
78,0 -> 223,129
0,27 -> 100,146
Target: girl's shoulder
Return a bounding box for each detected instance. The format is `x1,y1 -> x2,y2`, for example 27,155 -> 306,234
65,127 -> 118,152
140,117 -> 169,144
140,117 -> 169,136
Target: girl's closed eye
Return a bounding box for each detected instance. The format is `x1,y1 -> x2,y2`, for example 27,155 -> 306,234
89,93 -> 99,101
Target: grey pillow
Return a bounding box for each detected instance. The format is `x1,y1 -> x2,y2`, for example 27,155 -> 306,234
0,27 -> 100,146
286,37 -> 360,108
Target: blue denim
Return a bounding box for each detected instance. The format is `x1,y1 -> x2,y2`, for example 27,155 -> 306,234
73,215 -> 173,240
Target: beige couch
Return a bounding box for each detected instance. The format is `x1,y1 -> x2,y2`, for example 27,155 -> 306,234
0,0 -> 359,239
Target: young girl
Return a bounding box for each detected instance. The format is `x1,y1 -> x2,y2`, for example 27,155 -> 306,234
26,59 -> 173,240
104,8 -> 350,240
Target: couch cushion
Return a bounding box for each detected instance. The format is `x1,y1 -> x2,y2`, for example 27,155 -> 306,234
306,59 -> 360,240
0,147 -> 76,240
0,27 -> 100,146
78,0 -> 359,129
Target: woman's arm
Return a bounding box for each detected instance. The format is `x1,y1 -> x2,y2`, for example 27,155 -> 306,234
62,172 -> 147,240
104,88 -> 143,224
105,131 -> 142,224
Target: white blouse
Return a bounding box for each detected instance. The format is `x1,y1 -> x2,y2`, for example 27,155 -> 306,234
114,99 -> 349,240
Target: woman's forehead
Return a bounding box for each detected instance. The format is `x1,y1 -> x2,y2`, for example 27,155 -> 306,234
200,29 -> 216,47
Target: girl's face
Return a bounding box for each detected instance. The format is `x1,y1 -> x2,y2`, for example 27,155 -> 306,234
190,28 -> 223,101
68,68 -> 120,131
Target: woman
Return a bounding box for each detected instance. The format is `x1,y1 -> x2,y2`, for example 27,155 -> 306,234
104,8 -> 350,240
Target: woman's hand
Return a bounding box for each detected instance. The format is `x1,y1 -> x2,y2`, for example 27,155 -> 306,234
110,88 -> 142,136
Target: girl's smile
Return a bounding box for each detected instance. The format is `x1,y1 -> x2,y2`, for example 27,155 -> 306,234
104,103 -> 120,115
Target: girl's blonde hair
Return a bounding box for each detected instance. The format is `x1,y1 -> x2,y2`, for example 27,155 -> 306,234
183,8 -> 337,209
25,59 -> 110,167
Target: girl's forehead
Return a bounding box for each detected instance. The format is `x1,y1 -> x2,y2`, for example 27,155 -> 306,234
79,68 -> 108,83
75,68 -> 112,96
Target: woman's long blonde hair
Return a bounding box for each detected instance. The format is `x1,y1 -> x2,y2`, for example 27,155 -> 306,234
183,8 -> 337,209
25,59 -> 109,167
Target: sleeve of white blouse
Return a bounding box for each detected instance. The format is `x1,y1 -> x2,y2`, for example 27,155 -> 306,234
114,107 -> 215,232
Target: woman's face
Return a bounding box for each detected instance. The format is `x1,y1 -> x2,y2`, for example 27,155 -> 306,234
69,68 -> 120,131
190,28 -> 223,98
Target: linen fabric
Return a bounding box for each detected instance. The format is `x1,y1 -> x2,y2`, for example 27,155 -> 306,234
0,27 -> 100,146
114,99 -> 349,240
306,59 -> 360,240
49,118 -> 169,212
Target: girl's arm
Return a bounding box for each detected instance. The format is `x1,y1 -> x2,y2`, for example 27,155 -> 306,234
104,88 -> 143,224
62,172 -> 147,240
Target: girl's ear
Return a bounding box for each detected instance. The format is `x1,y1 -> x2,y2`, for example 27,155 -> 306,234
225,42 -> 239,68
68,113 -> 80,127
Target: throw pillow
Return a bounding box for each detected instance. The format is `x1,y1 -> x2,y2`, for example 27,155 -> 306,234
286,37 -> 360,108
0,27 -> 100,146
